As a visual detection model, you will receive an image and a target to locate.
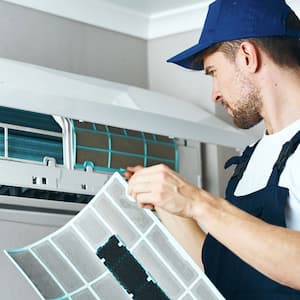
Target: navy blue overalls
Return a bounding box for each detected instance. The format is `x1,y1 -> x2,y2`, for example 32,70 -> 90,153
202,131 -> 300,300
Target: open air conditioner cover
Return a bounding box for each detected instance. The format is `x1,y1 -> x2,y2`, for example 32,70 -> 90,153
0,58 -> 257,149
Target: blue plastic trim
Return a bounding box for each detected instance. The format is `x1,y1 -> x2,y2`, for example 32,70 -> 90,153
141,132 -> 148,167
75,164 -> 126,174
70,119 -> 77,167
6,247 -> 28,254
0,106 -> 62,132
174,139 -> 179,172
83,160 -> 95,170
73,127 -> 175,147
105,125 -> 112,168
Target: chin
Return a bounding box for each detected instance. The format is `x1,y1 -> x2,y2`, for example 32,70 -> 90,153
234,118 -> 263,129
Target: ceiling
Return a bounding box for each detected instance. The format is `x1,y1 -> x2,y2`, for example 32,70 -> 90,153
0,0 -> 211,39
102,0 -> 210,16
2,0 -> 300,39
106,0 -> 299,16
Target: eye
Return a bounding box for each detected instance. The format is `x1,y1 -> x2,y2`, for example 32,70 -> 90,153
205,67 -> 217,77
212,69 -> 217,77
208,69 -> 216,77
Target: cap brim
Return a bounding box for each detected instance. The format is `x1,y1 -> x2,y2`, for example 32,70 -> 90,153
167,42 -> 210,70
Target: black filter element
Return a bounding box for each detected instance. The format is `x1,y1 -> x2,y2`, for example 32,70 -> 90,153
96,235 -> 169,300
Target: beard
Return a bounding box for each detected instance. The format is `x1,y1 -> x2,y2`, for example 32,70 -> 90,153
230,68 -> 263,129
231,95 -> 263,129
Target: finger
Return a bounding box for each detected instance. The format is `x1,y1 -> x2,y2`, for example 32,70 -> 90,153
135,191 -> 157,207
124,165 -> 144,180
127,181 -> 152,197
128,164 -> 161,178
139,203 -> 155,210
123,170 -> 132,180
126,165 -> 143,173
130,164 -> 178,184
126,188 -> 155,210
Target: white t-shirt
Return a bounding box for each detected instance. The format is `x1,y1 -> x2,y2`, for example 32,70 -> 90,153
235,119 -> 300,230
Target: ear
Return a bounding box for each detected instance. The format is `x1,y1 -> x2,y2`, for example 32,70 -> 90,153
238,41 -> 260,73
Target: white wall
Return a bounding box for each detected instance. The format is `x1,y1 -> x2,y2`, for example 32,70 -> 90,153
0,0 -> 253,197
148,30 -> 214,112
0,0 -> 239,197
0,1 -> 148,88
147,31 -> 242,196
0,2 -> 149,299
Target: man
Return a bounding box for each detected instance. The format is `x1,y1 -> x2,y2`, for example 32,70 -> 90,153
126,0 -> 300,299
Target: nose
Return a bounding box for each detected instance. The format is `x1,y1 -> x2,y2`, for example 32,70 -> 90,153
211,81 -> 222,103
212,91 -> 223,103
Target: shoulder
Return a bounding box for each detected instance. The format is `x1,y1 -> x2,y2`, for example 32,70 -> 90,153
286,145 -> 300,166
281,146 -> 300,188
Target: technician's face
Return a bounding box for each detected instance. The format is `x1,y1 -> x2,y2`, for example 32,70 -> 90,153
203,51 -> 262,129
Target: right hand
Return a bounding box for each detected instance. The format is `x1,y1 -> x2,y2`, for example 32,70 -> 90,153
126,164 -> 202,218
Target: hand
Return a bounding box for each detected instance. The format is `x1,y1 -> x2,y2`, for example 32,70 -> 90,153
127,164 -> 201,218
124,165 -> 143,181
125,165 -> 155,210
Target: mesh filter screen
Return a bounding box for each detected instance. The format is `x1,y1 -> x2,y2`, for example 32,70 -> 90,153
72,120 -> 178,173
5,173 -> 225,300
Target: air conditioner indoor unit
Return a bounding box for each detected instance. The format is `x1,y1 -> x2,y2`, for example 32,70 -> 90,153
0,58 -> 256,300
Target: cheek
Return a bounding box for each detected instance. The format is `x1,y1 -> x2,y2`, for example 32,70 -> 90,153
224,71 -> 242,96
218,68 -> 234,88
219,77 -> 233,96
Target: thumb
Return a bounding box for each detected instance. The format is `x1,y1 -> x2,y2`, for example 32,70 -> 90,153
124,165 -> 144,180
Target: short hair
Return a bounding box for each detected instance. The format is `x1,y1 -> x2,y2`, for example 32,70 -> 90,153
193,11 -> 300,68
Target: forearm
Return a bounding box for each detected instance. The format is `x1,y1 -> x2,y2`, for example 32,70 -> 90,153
193,191 -> 300,289
156,207 -> 206,269
127,164 -> 300,288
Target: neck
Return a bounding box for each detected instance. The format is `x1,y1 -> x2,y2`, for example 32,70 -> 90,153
259,65 -> 300,134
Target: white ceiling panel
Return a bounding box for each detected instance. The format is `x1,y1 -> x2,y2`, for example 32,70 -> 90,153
101,0 -> 210,16
1,0 -> 300,39
0,0 -> 211,39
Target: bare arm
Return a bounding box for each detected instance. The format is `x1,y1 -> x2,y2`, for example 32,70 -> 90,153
127,164 -> 300,290
125,166 -> 206,269
156,207 -> 206,269
198,193 -> 300,289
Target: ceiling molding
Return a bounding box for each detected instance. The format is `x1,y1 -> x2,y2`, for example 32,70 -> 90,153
2,0 -> 299,39
148,4 -> 209,39
2,0 -> 210,39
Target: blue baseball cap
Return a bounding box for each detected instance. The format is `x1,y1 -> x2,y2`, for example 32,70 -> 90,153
167,0 -> 300,70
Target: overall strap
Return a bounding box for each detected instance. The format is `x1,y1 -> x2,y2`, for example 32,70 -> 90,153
224,141 -> 259,197
267,130 -> 300,186
225,141 -> 259,180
